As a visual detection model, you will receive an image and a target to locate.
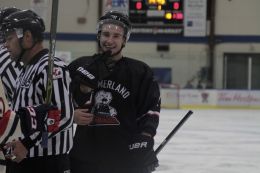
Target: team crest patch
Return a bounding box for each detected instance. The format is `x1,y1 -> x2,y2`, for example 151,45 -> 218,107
52,67 -> 62,79
90,90 -> 120,126
20,79 -> 32,88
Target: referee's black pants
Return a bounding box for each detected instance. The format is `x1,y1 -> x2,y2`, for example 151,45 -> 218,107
6,154 -> 70,173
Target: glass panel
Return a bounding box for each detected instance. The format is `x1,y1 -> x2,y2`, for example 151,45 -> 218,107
251,55 -> 260,89
226,55 -> 248,89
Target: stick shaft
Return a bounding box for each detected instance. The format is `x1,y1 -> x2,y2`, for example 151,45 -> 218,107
42,0 -> 59,148
46,0 -> 59,104
155,110 -> 193,155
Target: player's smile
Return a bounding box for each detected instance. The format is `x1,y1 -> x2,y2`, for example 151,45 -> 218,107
100,23 -> 124,54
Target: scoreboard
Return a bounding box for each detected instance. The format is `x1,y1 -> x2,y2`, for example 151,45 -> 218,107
129,0 -> 184,34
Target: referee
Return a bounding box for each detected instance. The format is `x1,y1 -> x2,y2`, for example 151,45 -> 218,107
0,7 -> 23,103
2,10 -> 74,173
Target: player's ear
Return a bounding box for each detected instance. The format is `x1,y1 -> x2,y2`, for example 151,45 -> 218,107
122,39 -> 126,48
22,30 -> 33,48
97,32 -> 101,40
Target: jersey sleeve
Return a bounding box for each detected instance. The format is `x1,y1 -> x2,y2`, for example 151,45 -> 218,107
136,65 -> 161,137
48,59 -> 74,138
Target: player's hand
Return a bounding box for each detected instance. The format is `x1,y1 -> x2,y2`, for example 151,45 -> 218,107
128,134 -> 159,172
74,109 -> 94,125
4,139 -> 28,163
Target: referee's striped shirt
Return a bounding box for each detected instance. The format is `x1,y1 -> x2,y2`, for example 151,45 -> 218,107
11,49 -> 74,157
0,45 -> 22,102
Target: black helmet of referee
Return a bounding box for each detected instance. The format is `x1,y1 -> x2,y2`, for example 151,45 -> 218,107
1,9 -> 45,42
0,7 -> 21,43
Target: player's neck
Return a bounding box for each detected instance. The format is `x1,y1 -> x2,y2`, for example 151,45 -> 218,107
112,54 -> 122,61
22,43 -> 44,65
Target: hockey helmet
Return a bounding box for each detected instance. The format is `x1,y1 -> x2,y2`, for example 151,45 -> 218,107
97,11 -> 132,41
0,7 -> 21,43
1,9 -> 45,41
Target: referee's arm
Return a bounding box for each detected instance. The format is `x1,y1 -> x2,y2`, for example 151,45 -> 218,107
48,64 -> 74,138
21,62 -> 74,149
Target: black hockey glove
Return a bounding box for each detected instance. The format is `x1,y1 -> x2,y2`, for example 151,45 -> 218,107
17,104 -> 61,136
74,66 -> 99,89
75,50 -> 115,88
73,50 -> 112,85
128,134 -> 159,173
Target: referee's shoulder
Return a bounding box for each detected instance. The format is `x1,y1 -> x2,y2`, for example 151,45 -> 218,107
0,46 -> 8,54
53,56 -> 68,68
34,56 -> 67,75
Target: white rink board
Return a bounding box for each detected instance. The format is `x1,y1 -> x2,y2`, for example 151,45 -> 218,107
161,89 -> 260,109
154,109 -> 260,173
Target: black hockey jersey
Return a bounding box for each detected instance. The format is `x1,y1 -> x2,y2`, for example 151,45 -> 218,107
69,56 -> 161,168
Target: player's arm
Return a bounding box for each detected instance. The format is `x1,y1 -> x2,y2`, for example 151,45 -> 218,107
136,67 -> 160,137
67,54 -> 110,103
128,65 -> 161,172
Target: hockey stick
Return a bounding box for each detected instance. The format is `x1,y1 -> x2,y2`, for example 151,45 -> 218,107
42,0 -> 59,148
46,0 -> 59,104
155,110 -> 193,155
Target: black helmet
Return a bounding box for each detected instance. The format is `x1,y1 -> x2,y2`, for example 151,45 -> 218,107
2,9 -> 45,41
0,7 -> 20,24
97,11 -> 132,41
0,7 -> 21,43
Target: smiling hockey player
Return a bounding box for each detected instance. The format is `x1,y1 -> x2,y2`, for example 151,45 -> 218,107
69,11 -> 161,173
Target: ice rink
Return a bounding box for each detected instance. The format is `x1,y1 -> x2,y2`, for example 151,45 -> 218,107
154,109 -> 260,173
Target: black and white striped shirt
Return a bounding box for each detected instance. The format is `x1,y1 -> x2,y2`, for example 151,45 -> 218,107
11,49 -> 74,157
0,45 -> 22,102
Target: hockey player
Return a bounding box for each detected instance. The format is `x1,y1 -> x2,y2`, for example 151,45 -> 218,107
69,11 -> 161,173
1,9 -> 74,173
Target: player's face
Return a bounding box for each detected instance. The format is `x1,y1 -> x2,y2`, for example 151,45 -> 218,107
99,24 -> 125,55
4,31 -> 22,61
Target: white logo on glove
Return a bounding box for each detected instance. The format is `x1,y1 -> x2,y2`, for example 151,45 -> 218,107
27,106 -> 37,130
129,142 -> 148,150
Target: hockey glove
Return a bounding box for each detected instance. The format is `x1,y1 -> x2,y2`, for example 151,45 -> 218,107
128,134 -> 159,173
17,104 -> 61,136
74,51 -> 114,89
75,66 -> 98,90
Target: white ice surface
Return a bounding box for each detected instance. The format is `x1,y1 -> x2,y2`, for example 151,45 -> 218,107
154,109 -> 260,173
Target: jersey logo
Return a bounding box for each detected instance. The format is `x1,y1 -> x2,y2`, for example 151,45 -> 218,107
52,67 -> 63,79
19,79 -> 32,88
76,67 -> 95,80
90,90 -> 119,126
